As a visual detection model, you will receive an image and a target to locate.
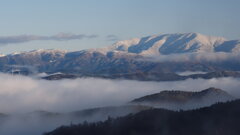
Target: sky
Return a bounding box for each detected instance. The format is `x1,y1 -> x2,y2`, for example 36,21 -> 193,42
0,0 -> 240,54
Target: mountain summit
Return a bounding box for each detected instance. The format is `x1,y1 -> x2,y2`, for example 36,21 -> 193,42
131,87 -> 235,110
103,33 -> 240,55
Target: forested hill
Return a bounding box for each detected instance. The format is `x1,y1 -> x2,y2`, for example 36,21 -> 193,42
44,99 -> 240,135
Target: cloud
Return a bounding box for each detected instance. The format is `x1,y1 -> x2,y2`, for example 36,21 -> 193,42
0,73 -> 240,135
142,52 -> 240,62
0,73 -> 239,113
176,71 -> 207,76
0,33 -> 98,46
106,34 -> 119,41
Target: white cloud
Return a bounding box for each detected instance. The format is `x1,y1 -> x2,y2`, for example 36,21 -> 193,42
0,73 -> 240,135
0,73 -> 239,114
143,52 -> 240,62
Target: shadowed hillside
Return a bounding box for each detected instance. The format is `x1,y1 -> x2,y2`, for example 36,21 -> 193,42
130,87 -> 234,110
44,99 -> 240,135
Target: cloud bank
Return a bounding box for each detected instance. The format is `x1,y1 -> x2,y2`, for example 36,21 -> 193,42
0,73 -> 240,135
141,52 -> 240,63
0,73 -> 240,114
0,33 -> 98,46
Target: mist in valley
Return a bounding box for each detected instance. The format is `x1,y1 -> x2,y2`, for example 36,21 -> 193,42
0,73 -> 240,135
143,52 -> 240,63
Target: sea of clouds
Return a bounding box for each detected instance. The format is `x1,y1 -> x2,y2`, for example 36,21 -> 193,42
0,73 -> 240,135
0,73 -> 240,113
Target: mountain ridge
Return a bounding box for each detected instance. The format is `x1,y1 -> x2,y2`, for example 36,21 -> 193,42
101,32 -> 239,55
131,87 -> 235,110
2,32 -> 240,56
41,71 -> 240,81
44,99 -> 240,135
1,33 -> 240,75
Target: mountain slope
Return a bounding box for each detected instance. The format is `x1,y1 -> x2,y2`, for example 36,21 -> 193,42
103,33 -> 240,55
44,99 -> 240,135
1,33 -> 240,75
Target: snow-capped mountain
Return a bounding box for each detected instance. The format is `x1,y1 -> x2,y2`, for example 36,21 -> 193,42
4,32 -> 240,57
9,49 -> 67,58
101,33 -> 240,55
0,33 -> 240,75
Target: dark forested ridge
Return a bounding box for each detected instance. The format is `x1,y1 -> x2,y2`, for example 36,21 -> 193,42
41,71 -> 240,81
44,99 -> 240,135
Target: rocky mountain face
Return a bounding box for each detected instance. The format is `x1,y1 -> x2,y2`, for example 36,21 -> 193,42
104,33 -> 240,55
0,33 -> 240,76
131,87 -> 235,110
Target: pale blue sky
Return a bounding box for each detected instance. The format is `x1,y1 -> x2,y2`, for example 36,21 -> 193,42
0,0 -> 240,54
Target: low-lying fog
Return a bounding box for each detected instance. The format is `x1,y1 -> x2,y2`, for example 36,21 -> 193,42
0,73 -> 240,135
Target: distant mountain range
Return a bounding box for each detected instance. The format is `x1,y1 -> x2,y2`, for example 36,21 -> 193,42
42,71 -> 240,81
0,33 -> 240,77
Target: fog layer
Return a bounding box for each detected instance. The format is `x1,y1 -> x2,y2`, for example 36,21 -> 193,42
144,52 -> 240,62
0,73 -> 239,114
0,73 -> 240,135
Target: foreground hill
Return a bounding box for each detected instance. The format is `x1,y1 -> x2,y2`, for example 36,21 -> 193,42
0,105 -> 150,135
44,99 -> 240,135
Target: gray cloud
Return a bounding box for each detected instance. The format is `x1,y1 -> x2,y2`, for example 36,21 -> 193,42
106,34 -> 119,41
0,33 -> 98,46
